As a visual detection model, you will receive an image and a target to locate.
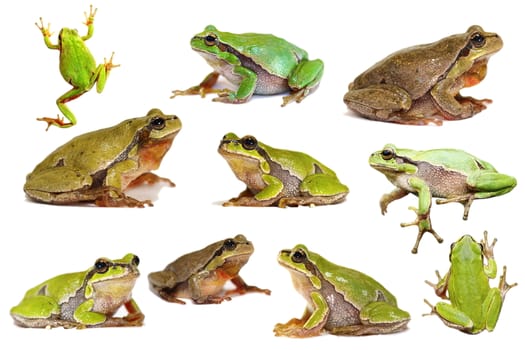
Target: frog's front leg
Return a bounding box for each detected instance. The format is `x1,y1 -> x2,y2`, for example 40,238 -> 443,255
401,177 -> 443,253
81,5 -> 97,41
226,275 -> 271,297
213,65 -> 258,104
431,79 -> 490,120
171,72 -> 230,99
282,59 -> 324,106
274,291 -> 328,338
379,187 -> 409,214
224,174 -> 284,207
35,18 -> 58,50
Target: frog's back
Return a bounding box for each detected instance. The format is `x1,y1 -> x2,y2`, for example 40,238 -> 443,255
413,148 -> 496,173
266,145 -> 337,179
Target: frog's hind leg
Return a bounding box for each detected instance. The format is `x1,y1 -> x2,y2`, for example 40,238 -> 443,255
37,87 -> 87,129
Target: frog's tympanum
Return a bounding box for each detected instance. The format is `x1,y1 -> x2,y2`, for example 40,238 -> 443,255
24,109 -> 181,208
171,25 -> 324,106
10,254 -> 143,329
35,5 -> 119,130
344,25 -> 502,125
274,245 -> 410,337
218,133 -> 349,207
425,231 -> 516,334
148,235 -> 270,304
369,144 -> 516,253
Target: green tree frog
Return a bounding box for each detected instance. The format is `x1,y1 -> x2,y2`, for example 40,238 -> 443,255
344,25 -> 502,125
274,244 -> 410,337
369,144 -> 516,253
218,133 -> 349,207
424,231 -> 517,334
35,5 -> 119,130
171,25 -> 324,106
148,234 -> 270,304
24,109 -> 182,208
10,254 -> 144,329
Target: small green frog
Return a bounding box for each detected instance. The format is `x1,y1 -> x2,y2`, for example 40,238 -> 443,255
148,234 -> 270,304
344,25 -> 502,125
218,133 -> 349,207
171,25 -> 324,106
24,108 -> 181,208
369,144 -> 516,253
35,5 -> 119,130
10,254 -> 143,329
275,244 -> 410,337
425,231 -> 516,334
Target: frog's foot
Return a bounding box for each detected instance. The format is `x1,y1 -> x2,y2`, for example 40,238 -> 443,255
37,115 -> 74,131
95,187 -> 153,208
457,95 -> 492,116
222,189 -> 278,207
424,270 -> 449,299
401,207 -> 443,254
273,316 -> 324,338
422,299 -> 437,317
35,17 -> 52,37
228,276 -> 271,297
480,230 -> 497,260
84,4 -> 97,26
498,266 -> 517,300
97,314 -> 144,328
104,52 -> 120,73
127,172 -> 175,188
281,88 -> 310,107
386,113 -> 443,126
193,295 -> 232,304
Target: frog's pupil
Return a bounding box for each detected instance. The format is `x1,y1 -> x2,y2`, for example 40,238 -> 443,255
224,239 -> 236,250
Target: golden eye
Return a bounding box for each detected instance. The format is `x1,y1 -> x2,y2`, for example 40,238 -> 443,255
94,259 -> 109,273
470,32 -> 486,48
291,249 -> 307,264
204,33 -> 217,46
381,148 -> 395,160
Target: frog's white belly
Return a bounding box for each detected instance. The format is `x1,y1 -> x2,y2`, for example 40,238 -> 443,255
198,51 -> 290,95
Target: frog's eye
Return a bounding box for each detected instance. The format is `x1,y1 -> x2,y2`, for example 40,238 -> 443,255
149,117 -> 166,130
132,255 -> 140,267
470,33 -> 486,48
241,136 -> 258,150
204,33 -> 218,46
224,238 -> 237,251
94,259 -> 110,273
381,148 -> 395,160
291,249 -> 307,264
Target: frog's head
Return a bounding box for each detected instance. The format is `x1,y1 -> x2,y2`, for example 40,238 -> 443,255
57,28 -> 81,46
218,133 -> 270,172
369,144 -> 418,177
278,245 -> 322,289
85,254 -> 140,299
449,235 -> 482,265
190,25 -> 225,55
141,108 -> 182,142
461,25 -> 503,64
206,234 -> 254,274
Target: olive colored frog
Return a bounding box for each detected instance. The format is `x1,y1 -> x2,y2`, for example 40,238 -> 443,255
10,254 -> 143,328
171,25 -> 323,106
275,244 -> 410,337
218,133 -> 349,207
425,231 -> 516,333
148,235 -> 270,304
344,25 -> 502,125
24,109 -> 181,208
369,144 -> 516,253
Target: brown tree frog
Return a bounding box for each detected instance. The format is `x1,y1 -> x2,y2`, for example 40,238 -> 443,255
218,133 -> 349,207
24,109 -> 182,208
148,234 -> 271,304
344,25 -> 502,125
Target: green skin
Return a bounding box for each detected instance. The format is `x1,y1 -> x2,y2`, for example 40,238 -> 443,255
35,5 -> 118,130
344,25 -> 503,125
274,244 -> 410,337
369,144 -> 516,253
218,133 -> 348,207
425,232 -> 516,334
171,25 -> 324,106
148,234 -> 270,304
10,254 -> 144,329
24,109 -> 182,208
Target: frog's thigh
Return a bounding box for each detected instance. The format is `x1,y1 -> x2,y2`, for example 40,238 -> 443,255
467,172 -> 517,199
289,59 -> 324,90
11,295 -> 60,319
300,173 -> 349,197
24,167 -> 92,202
344,84 -> 412,119
434,301 -> 474,330
483,287 -> 503,331
360,301 -> 410,325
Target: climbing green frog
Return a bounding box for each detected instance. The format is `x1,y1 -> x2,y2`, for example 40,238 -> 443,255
275,244 -> 410,337
369,144 -> 516,253
148,234 -> 270,304
425,231 -> 516,333
218,133 -> 349,207
171,25 -> 324,106
24,108 -> 181,208
10,253 -> 143,329
35,5 -> 119,129
344,25 -> 502,125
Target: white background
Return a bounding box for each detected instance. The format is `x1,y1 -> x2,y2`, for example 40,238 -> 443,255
1,0 -> 522,348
